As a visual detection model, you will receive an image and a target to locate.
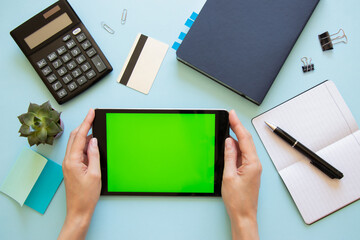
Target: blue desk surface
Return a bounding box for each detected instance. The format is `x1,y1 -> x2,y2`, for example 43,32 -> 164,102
1,0 -> 360,239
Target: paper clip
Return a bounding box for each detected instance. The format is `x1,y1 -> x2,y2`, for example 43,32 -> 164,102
301,57 -> 314,73
318,28 -> 348,51
121,9 -> 127,25
101,22 -> 115,34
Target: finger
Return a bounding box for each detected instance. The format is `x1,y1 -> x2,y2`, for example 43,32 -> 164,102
223,137 -> 238,177
235,141 -> 242,168
87,138 -> 101,176
83,134 -> 93,154
229,110 -> 257,156
71,109 -> 95,154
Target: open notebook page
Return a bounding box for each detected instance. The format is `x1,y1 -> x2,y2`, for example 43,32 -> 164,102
280,131 -> 360,224
252,81 -> 360,224
252,81 -> 358,171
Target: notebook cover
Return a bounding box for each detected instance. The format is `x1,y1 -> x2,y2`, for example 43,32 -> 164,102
176,0 -> 320,105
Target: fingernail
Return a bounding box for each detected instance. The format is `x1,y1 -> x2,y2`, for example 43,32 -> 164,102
225,138 -> 232,150
91,138 -> 98,147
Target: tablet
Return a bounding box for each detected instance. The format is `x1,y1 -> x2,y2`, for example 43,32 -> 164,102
93,109 -> 229,196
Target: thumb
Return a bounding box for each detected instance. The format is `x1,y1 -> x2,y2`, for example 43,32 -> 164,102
87,138 -> 101,176
223,137 -> 238,177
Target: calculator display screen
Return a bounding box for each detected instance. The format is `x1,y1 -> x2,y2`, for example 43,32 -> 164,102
24,13 -> 72,49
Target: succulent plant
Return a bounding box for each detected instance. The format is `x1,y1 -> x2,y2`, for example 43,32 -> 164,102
18,101 -> 63,146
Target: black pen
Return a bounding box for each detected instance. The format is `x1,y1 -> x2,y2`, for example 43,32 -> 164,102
265,121 -> 343,179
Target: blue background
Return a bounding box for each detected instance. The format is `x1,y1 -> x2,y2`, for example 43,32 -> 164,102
0,0 -> 359,239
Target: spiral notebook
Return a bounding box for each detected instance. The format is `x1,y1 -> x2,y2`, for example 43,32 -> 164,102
252,81 -> 360,224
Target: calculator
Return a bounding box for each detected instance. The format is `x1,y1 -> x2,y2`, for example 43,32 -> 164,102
10,0 -> 112,104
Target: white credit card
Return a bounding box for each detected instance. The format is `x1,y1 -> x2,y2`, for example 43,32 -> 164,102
117,33 -> 169,94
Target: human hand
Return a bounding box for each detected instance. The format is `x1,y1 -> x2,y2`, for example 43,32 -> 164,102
222,110 -> 262,240
58,109 -> 101,240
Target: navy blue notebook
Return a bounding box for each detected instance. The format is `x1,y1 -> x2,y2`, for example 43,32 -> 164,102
176,0 -> 319,105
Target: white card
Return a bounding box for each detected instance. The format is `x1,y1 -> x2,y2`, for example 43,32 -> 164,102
117,34 -> 168,94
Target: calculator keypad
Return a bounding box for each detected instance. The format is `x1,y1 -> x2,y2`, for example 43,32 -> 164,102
86,48 -> 96,58
76,33 -> 86,43
57,46 -> 67,55
62,53 -> 72,63
47,74 -> 57,83
42,66 -> 52,76
52,59 -> 62,69
91,55 -> 106,72
34,27 -> 111,102
81,40 -> 91,50
71,47 -> 81,57
57,67 -> 67,76
76,55 -> 86,64
47,52 -> 57,61
67,61 -> 77,71
66,39 -> 76,49
63,74 -> 73,84
37,59 -> 47,68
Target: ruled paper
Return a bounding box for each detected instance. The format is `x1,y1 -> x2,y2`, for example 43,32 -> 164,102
252,81 -> 360,224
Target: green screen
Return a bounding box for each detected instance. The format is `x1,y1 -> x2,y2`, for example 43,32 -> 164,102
106,113 -> 215,193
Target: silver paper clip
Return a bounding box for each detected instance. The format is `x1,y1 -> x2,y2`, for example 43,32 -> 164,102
318,28 -> 348,51
101,21 -> 115,34
121,9 -> 127,25
301,57 -> 314,73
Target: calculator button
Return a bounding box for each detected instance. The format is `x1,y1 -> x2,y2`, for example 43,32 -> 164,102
46,74 -> 57,83
72,28 -> 81,35
81,40 -> 91,50
67,60 -> 77,71
57,46 -> 67,55
81,62 -> 91,72
86,70 -> 96,80
42,66 -> 52,76
91,55 -> 107,73
52,59 -> 63,69
72,68 -> 82,78
63,34 -> 71,42
57,67 -> 68,77
77,76 -> 87,85
47,52 -> 57,61
76,33 -> 87,43
71,47 -> 81,57
66,39 -> 76,49
86,48 -> 97,58
76,55 -> 86,64
62,74 -> 73,84
52,81 -> 62,91
67,82 -> 78,91
57,89 -> 68,98
37,59 -> 47,68
62,53 -> 72,63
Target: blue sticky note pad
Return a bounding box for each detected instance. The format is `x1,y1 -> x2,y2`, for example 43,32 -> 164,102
172,42 -> 181,50
185,19 -> 194,28
190,12 -> 198,20
24,159 -> 63,214
178,32 -> 186,41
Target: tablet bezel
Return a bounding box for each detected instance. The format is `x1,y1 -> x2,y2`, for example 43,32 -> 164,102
93,109 -> 229,196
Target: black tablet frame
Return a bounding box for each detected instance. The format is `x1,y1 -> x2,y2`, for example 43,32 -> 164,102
93,109 -> 229,196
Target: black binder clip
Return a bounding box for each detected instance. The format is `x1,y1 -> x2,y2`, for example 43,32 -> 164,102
318,28 -> 348,51
301,57 -> 314,73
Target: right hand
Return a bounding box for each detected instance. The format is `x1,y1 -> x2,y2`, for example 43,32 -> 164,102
59,109 -> 101,240
222,110 -> 262,240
